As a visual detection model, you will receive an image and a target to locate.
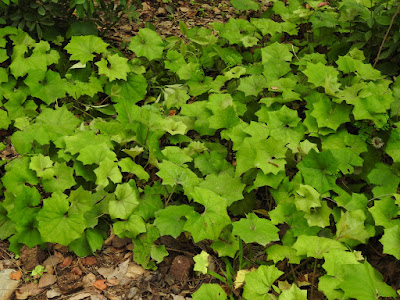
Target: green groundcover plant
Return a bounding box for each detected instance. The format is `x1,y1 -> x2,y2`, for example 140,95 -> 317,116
1,0 -> 400,298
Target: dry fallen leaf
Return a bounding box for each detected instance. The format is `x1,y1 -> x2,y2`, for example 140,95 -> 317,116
71,266 -> 82,276
9,270 -> 22,280
126,262 -> 146,280
15,283 -> 44,300
62,256 -> 73,267
83,273 -> 97,288
81,256 -> 97,266
94,279 -> 107,290
38,273 -> 57,288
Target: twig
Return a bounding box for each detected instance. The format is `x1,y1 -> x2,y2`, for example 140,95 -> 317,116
164,247 -> 196,257
310,258 -> 318,300
279,257 -> 313,281
373,4 -> 400,68
368,193 -> 395,202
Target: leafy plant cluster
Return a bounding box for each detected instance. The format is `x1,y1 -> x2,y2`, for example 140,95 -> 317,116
0,0 -> 140,39
1,0 -> 400,299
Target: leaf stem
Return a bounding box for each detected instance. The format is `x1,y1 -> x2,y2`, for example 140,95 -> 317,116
373,4 -> 400,68
310,258 -> 318,300
165,183 -> 177,206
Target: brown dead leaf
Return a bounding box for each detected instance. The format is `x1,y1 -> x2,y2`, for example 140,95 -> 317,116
68,292 -> 92,300
126,262 -> 146,280
46,288 -> 62,299
43,255 -> 63,267
71,266 -> 82,276
9,270 -> 22,280
15,283 -> 44,300
38,273 -> 57,288
106,278 -> 119,286
62,256 -> 73,267
94,279 -> 107,290
83,273 -> 97,288
81,256 -> 97,266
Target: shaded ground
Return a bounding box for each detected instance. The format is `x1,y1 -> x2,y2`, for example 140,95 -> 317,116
2,0 -> 400,299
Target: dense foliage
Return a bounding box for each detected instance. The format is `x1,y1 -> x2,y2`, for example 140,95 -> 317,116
1,0 -> 400,298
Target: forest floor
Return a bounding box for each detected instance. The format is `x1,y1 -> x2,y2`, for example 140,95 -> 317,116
1,0 -> 400,299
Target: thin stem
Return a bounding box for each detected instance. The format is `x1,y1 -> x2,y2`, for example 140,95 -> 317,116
165,183 -> 177,206
310,258 -> 318,300
373,4 -> 400,68
368,193 -> 395,202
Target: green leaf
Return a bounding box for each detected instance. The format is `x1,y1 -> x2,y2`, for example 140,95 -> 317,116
109,183 -> 139,219
107,73 -> 147,103
154,205 -> 194,238
380,225 -> 400,259
213,19 -> 256,45
302,62 -> 340,94
279,284 -> 307,300
385,122 -> 400,163
163,85 -> 190,109
69,228 -> 105,257
238,75 -> 267,97
266,244 -> 301,264
263,105 -> 305,146
236,136 -> 287,176
184,187 -> 231,242
118,158 -> 149,181
336,210 -> 370,244
160,118 -> 188,135
37,192 -> 87,245
113,214 -> 146,239
339,263 -> 396,299
65,35 -> 108,64
29,154 -> 54,180
297,149 -> 338,193
42,162 -> 76,193
157,160 -> 201,190
192,284 -> 227,300
243,265 -> 283,300
322,249 -> 360,276
96,54 -> 130,81
210,228 -> 239,258
161,146 -> 192,165
206,94 -> 240,129
0,109 -> 11,130
293,235 -> 347,259
2,157 -> 39,193
129,28 -> 164,61
132,225 -> 160,269
24,70 -> 67,105
230,0 -> 260,10
232,213 -> 279,246
369,196 -> 400,229
151,245 -> 168,263
94,158 -> 122,187
66,74 -> 103,99
10,41 -> 59,78
310,97 -> 352,131
199,173 -> 245,206
367,163 -> 400,196
193,251 -> 210,274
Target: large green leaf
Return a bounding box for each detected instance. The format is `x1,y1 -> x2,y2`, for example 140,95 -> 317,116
339,263 -> 396,299
184,188 -> 231,242
65,35 -> 108,64
232,213 -> 279,246
297,149 -> 338,193
37,192 -> 87,245
129,28 -> 164,61
108,183 -> 139,219
243,265 -> 283,300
